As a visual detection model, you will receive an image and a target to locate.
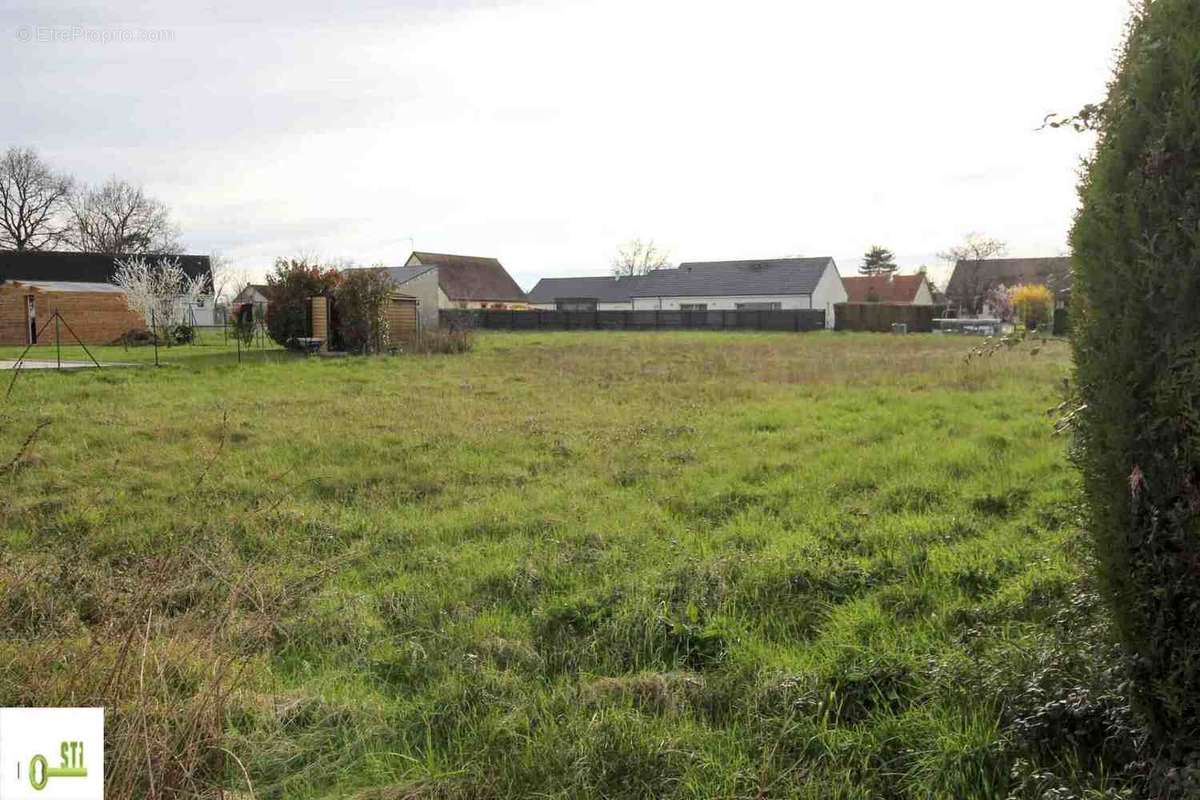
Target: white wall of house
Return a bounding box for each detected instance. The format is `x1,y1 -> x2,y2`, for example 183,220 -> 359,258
444,295 -> 530,310
912,281 -> 934,306
529,301 -> 633,311
176,296 -> 217,327
811,261 -> 848,328
392,269 -> 440,331
630,294 -> 814,311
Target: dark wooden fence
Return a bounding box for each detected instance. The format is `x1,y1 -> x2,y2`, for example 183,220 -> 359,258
441,308 -> 827,332
833,303 -> 947,333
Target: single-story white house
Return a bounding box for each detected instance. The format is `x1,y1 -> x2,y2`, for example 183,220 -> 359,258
528,257 -> 847,328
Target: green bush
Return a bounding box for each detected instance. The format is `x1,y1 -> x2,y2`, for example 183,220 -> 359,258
264,257 -> 341,350
229,306 -> 256,347
170,323 -> 194,345
1071,1 -> 1200,744
334,267 -> 394,353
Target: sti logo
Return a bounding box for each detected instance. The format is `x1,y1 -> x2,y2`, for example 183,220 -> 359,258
0,708 -> 103,800
28,741 -> 88,791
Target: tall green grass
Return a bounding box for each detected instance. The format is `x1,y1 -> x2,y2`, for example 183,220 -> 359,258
0,332 -> 1127,798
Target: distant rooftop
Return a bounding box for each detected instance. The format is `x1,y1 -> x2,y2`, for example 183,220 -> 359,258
638,257 -> 833,298
946,256 -> 1072,299
842,273 -> 930,304
406,251 -> 526,302
527,275 -> 646,304
528,257 -> 837,303
0,250 -> 213,289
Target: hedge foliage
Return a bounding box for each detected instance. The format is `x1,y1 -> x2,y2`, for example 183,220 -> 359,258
264,258 -> 341,350
334,268 -> 394,353
1070,1 -> 1200,744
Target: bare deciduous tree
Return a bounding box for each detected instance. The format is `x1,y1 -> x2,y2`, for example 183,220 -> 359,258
0,147 -> 73,251
207,252 -> 248,305
612,238 -> 671,277
938,233 -> 1007,315
69,178 -> 181,255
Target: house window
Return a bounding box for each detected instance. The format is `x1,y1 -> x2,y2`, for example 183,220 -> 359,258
736,302 -> 782,311
679,303 -> 708,311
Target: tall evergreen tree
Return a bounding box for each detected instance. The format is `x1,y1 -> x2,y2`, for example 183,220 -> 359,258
859,245 -> 897,276
1071,0 -> 1200,746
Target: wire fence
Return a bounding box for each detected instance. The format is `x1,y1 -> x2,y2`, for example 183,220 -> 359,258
0,312 -> 292,399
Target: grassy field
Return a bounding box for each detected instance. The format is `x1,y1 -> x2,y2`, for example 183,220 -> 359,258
0,331 -> 1124,799
0,325 -> 290,369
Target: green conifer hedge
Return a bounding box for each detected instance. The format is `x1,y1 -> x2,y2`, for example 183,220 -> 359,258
1071,0 -> 1200,742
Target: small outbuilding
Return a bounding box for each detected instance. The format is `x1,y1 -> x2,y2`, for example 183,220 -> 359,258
0,250 -> 214,345
308,291 -> 419,352
0,280 -> 142,346
383,292 -> 420,344
232,284 -> 271,317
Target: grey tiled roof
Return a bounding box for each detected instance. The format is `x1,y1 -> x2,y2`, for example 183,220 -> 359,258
632,257 -> 833,297
372,265 -> 437,286
946,257 -> 1072,299
527,275 -> 645,304
528,258 -> 835,303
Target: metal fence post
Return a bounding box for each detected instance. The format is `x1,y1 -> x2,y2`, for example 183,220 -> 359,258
152,309 -> 160,367
55,312 -> 62,370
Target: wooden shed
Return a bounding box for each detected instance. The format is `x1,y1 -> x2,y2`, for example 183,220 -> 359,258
0,280 -> 143,346
307,292 -> 419,352
384,293 -> 419,346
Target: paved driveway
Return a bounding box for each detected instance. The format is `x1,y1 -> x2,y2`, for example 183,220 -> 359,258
0,359 -> 121,370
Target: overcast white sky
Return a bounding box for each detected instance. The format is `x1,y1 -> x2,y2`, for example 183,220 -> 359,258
3,1 -> 1132,289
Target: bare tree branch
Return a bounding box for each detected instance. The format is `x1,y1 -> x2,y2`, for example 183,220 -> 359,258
0,147 -> 73,251
939,233 -> 1007,315
612,238 -> 672,277
69,178 -> 181,255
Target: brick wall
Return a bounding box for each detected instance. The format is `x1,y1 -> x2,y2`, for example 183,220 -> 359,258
0,283 -> 145,346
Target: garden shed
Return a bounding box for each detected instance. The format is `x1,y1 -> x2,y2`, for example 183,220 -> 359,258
0,279 -> 142,345
308,292 -> 418,351
383,293 -> 419,344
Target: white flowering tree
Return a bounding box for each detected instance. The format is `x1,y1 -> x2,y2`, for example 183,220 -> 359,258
112,256 -> 208,340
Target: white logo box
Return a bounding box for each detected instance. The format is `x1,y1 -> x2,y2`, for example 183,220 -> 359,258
0,708 -> 104,800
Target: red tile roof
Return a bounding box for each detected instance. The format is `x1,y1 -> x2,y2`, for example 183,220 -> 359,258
842,273 -> 929,304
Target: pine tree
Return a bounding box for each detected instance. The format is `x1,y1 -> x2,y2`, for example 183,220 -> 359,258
859,245 -> 897,276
